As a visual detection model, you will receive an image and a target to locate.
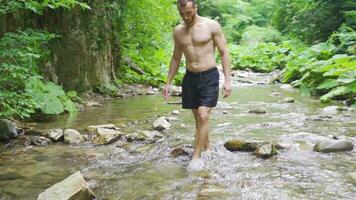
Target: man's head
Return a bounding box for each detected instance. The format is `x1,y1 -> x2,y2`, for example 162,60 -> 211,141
177,0 -> 198,25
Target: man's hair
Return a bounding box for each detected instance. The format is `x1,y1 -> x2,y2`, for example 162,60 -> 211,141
177,0 -> 195,7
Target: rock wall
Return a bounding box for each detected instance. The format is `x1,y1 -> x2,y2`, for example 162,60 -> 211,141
0,1 -> 120,92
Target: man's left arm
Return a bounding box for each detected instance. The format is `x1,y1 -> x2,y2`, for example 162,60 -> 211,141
211,21 -> 232,98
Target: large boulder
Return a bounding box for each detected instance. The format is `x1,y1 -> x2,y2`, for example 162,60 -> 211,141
313,139 -> 353,153
92,127 -> 123,145
64,129 -> 84,144
0,119 -> 18,142
153,117 -> 171,131
224,140 -> 261,152
37,171 -> 96,200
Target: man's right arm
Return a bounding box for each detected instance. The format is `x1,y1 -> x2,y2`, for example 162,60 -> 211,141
163,28 -> 183,99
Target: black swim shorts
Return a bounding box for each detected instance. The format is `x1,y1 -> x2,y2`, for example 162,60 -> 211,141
181,67 -> 219,109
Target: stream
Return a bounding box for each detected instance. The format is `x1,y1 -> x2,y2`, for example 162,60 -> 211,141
0,71 -> 355,200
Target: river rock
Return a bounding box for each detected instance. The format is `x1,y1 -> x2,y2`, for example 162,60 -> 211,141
224,140 -> 261,152
37,171 -> 96,200
139,130 -> 163,142
86,101 -> 102,107
171,110 -> 180,115
170,86 -> 182,96
270,91 -> 281,96
86,124 -> 118,132
248,107 -> 266,114
282,97 -> 295,103
153,117 -> 171,131
171,147 -> 189,157
254,143 -> 277,158
166,116 -> 180,122
64,129 -> 84,144
313,139 -> 353,153
31,136 -> 51,146
280,84 -> 294,91
92,128 -> 123,145
48,129 -> 64,142
0,119 -> 18,141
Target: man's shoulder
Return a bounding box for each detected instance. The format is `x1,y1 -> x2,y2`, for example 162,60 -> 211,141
174,24 -> 185,33
201,17 -> 220,26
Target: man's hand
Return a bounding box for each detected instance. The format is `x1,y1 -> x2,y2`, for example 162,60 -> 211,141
222,81 -> 232,98
163,84 -> 171,100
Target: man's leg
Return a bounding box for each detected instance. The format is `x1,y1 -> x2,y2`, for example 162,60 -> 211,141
192,109 -> 211,151
191,106 -> 212,160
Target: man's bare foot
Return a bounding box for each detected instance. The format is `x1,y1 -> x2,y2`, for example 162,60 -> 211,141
187,158 -> 205,172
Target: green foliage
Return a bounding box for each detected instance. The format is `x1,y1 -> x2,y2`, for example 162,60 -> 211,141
240,25 -> 282,47
230,40 -> 304,72
272,0 -> 356,43
0,29 -> 76,118
112,0 -> 180,86
0,0 -> 90,15
281,31 -> 356,102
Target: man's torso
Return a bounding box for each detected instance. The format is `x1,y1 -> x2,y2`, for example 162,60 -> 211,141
175,17 -> 216,72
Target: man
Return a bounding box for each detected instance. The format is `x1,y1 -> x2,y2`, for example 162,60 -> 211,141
163,0 -> 232,170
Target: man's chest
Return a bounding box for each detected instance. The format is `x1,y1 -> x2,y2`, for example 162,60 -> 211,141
178,24 -> 212,47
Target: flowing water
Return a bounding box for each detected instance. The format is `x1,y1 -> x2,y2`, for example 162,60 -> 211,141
0,71 -> 355,200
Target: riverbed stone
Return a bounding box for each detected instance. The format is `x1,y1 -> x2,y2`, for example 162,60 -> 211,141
224,140 -> 261,152
37,171 -> 96,200
248,107 -> 266,114
170,86 -> 182,96
31,136 -> 51,146
64,129 -> 84,144
153,117 -> 171,131
280,84 -> 294,91
313,139 -> 353,153
92,128 -> 123,145
282,97 -> 295,103
171,110 -> 180,115
139,130 -> 163,142
48,129 -> 64,142
171,147 -> 189,157
0,119 -> 18,142
86,124 -> 118,132
86,101 -> 102,107
254,143 -> 277,158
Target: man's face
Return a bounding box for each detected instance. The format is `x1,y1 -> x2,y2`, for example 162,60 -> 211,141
178,2 -> 197,25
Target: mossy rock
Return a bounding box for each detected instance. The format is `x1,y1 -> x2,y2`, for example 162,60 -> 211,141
224,140 -> 260,152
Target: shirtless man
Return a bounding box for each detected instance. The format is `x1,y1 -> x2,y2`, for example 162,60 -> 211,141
163,0 -> 231,170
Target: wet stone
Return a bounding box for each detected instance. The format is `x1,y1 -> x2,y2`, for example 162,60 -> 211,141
64,129 -> 84,144
254,143 -> 277,158
0,119 -> 18,142
282,97 -> 295,103
248,108 -> 266,114
170,147 -> 189,157
47,129 -> 63,142
313,139 -> 353,153
30,136 -> 51,146
224,140 -> 261,152
153,117 -> 171,131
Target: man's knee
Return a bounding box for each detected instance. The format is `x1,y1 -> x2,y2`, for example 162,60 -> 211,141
197,110 -> 210,122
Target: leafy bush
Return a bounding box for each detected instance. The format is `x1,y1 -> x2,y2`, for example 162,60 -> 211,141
0,29 -> 76,118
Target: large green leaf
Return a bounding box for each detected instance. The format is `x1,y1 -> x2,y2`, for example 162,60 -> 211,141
320,86 -> 349,102
337,71 -> 356,84
42,95 -> 64,115
317,79 -> 339,90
